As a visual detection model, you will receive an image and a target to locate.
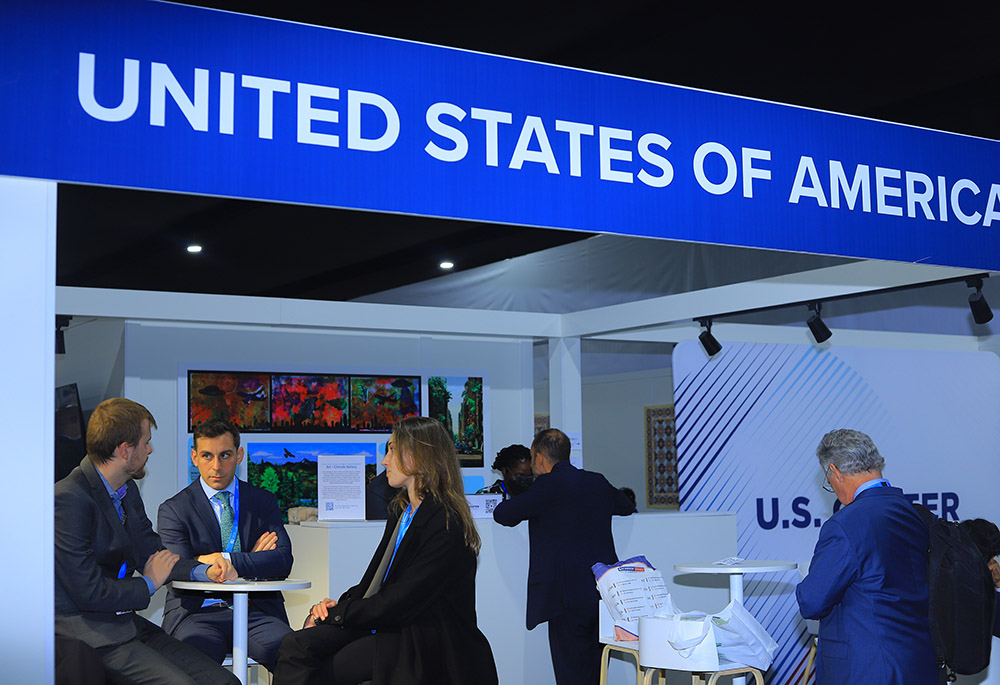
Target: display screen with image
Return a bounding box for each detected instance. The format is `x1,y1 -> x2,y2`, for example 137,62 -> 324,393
271,374 -> 349,431
428,376 -> 484,467
189,371 -> 271,432
248,441 -> 377,522
349,376 -> 420,432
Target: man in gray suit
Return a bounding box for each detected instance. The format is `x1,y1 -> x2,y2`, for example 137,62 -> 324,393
54,398 -> 240,684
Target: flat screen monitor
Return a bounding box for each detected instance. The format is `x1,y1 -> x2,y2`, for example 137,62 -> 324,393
55,383 -> 86,481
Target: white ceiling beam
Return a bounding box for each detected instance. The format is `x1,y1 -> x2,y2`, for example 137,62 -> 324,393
560,261 -> 987,338
56,286 -> 562,339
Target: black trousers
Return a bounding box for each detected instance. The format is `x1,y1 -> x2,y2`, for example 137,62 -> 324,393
171,604 -> 292,671
547,606 -> 601,685
95,615 -> 240,685
273,624 -> 393,685
55,635 -> 105,685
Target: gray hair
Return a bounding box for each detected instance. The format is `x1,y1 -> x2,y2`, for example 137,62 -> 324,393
816,429 -> 885,475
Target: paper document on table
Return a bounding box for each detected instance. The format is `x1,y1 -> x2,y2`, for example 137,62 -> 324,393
593,555 -> 673,622
713,556 -> 745,566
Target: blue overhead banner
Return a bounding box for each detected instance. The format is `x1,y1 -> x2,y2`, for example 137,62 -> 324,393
2,0 -> 999,270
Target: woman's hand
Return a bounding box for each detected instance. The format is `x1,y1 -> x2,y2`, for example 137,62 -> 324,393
303,598 -> 338,628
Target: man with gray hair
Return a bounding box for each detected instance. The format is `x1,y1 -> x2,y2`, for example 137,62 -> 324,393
796,429 -> 937,684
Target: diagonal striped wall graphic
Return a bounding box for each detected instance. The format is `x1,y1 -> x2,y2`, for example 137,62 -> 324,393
675,341 -> 891,685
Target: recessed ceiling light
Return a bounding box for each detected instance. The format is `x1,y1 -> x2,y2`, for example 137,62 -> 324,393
439,260 -> 454,270
186,244 -> 203,253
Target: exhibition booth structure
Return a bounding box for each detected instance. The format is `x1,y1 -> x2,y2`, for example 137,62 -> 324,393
3,1 -> 1000,683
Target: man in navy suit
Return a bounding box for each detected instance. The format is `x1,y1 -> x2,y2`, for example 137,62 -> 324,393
796,429 -> 938,684
55,398 -> 239,685
158,419 -> 293,672
494,428 -> 635,685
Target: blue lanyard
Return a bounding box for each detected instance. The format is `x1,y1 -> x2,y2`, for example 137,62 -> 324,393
114,484 -> 129,578
209,480 -> 240,553
386,505 -> 415,578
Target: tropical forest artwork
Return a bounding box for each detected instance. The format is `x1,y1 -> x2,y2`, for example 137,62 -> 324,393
247,442 -> 320,523
248,441 -> 377,521
349,376 -> 420,432
189,371 -> 271,432
428,376 -> 483,466
271,375 -> 349,431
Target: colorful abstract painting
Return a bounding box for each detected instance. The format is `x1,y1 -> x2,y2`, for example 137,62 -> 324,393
349,376 -> 420,432
428,376 -> 484,467
271,374 -> 349,431
188,371 -> 271,432
645,404 -> 679,508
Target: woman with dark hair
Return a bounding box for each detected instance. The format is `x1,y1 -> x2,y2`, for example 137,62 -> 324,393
273,417 -> 498,685
477,443 -> 533,499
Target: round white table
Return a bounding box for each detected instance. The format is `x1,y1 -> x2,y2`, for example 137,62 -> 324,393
172,578 -> 311,685
673,560 -> 797,604
673,561 -> 796,685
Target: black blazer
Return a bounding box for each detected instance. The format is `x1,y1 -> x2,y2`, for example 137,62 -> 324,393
157,478 -> 293,635
55,457 -> 198,648
493,460 -> 635,629
325,495 -> 498,685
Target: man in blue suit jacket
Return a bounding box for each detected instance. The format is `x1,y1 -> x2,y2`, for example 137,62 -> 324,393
158,419 -> 293,671
494,429 -> 635,685
796,429 -> 938,684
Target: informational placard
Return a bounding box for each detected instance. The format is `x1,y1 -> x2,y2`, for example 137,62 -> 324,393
318,454 -> 366,520
465,493 -> 502,519
2,1 -> 999,270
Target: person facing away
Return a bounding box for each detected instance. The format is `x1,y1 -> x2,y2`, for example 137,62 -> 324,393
492,428 -> 635,685
157,419 -> 293,672
273,417 -> 498,685
796,428 -> 937,684
477,442 -> 534,499
54,397 -> 240,685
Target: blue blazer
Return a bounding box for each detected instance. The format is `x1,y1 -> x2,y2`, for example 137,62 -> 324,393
493,461 -> 634,629
157,478 -> 293,635
796,485 -> 937,684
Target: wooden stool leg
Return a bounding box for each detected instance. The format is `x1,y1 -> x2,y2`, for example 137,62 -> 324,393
643,667 -> 663,685
801,638 -> 817,685
599,645 -> 613,685
706,667 -> 764,685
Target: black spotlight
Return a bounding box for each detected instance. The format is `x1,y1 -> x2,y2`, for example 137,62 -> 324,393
56,315 -> 72,355
967,278 -> 994,325
807,303 -> 832,343
698,319 -> 722,357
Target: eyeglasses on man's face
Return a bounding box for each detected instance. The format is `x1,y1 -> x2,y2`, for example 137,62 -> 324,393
822,463 -> 834,494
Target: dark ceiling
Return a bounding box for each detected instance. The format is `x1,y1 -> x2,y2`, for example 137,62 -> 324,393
56,2 -> 1000,303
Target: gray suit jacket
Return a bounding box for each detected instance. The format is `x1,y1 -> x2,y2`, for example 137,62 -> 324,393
54,457 -> 198,648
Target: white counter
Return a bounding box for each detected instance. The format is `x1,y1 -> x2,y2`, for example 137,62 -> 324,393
285,511 -> 736,685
